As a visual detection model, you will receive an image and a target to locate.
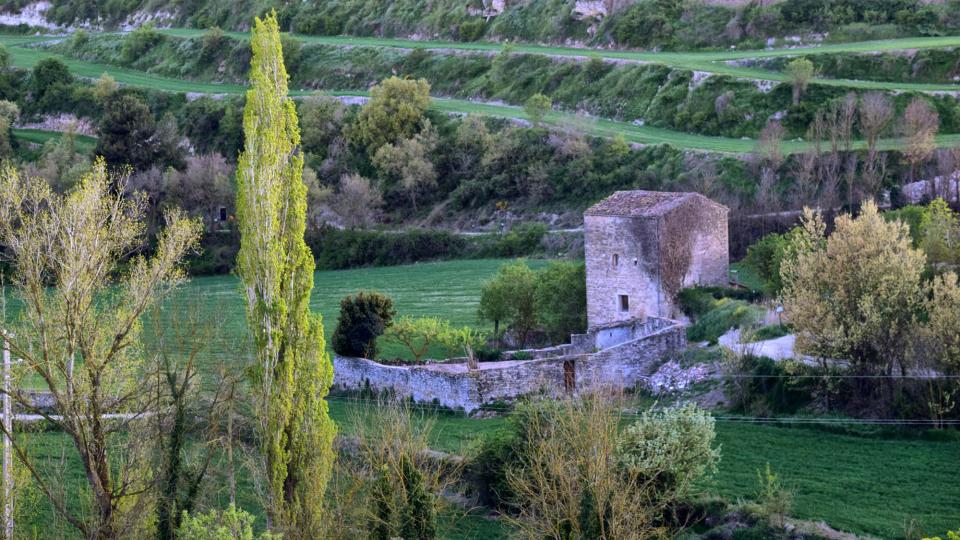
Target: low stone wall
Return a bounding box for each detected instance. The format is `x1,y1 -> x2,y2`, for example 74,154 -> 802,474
333,318 -> 686,413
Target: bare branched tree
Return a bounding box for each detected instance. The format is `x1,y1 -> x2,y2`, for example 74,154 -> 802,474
903,98 -> 940,185
0,160 -> 201,540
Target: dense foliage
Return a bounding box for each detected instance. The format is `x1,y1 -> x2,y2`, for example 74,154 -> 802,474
331,291 -> 397,358
11,0 -> 960,50
234,14 -> 335,536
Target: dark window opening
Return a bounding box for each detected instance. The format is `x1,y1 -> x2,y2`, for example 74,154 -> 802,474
612,253 -> 619,267
563,360 -> 576,392
619,295 -> 629,312
219,207 -> 228,221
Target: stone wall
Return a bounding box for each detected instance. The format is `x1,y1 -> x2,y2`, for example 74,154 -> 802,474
584,214 -> 662,326
585,195 -> 728,327
333,319 -> 685,413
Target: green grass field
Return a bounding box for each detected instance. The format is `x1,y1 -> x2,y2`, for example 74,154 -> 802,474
4,33 -> 960,154
12,128 -> 97,153
147,258 -> 548,363
19,402 -> 960,539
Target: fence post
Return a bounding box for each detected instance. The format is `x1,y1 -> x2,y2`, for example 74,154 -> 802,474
2,333 -> 12,540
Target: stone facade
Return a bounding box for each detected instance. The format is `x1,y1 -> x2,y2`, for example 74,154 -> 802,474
584,191 -> 728,327
333,318 -> 685,413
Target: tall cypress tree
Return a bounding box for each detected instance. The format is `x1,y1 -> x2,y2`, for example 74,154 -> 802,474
235,11 -> 335,537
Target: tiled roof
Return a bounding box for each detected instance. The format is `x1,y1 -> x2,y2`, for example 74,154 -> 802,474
584,190 -> 726,217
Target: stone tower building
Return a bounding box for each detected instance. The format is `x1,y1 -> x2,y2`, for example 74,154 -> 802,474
584,190 -> 729,328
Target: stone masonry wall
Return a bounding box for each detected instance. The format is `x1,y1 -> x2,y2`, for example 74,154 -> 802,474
664,197 -> 729,290
584,214 -> 662,327
585,197 -> 728,326
333,320 -> 685,413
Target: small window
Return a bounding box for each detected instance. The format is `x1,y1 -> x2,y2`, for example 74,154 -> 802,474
619,295 -> 629,312
219,207 -> 228,221
612,253 -> 619,267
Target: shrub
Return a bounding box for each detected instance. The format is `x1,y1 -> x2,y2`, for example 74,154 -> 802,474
487,223 -> 547,257
523,92 -> 551,124
332,291 -> 396,358
308,227 -> 467,270
120,24 -> 164,65
616,403 -> 721,504
749,324 -> 792,342
724,355 -> 817,415
382,316 -> 450,363
176,505 -> 279,540
503,397 -> 678,538
458,18 -> 486,41
754,463 -> 793,529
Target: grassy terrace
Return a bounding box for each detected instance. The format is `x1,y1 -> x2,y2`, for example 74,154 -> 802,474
12,128 -> 96,153
156,28 -> 960,92
3,34 -> 960,154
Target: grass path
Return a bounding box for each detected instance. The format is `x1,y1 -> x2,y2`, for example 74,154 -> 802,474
12,128 -> 96,152
3,33 -> 960,153
157,28 -> 960,92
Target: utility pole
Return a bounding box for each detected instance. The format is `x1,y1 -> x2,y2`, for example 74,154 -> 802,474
2,333 -> 12,540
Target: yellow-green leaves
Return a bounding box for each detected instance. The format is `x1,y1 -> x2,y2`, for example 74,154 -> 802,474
235,11 -> 335,538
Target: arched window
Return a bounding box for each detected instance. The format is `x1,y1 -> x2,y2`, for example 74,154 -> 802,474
612,253 -> 619,267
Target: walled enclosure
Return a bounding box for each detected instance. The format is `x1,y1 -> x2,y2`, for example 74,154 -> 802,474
584,191 -> 729,327
333,318 -> 685,413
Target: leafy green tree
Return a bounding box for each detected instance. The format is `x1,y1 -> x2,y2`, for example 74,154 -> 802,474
478,261 -> 538,348
383,316 -> 450,363
96,94 -> 175,170
31,57 -> 73,111
523,93 -> 552,125
919,198 -> 960,270
235,12 -> 335,538
785,58 -> 814,105
331,291 -> 396,358
534,261 -> 587,342
372,122 -> 438,210
349,76 -> 431,154
781,203 -> 925,379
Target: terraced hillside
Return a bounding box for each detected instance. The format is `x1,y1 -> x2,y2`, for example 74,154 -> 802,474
5,31 -> 960,153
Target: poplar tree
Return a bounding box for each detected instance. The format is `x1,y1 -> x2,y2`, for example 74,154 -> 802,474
235,12 -> 335,537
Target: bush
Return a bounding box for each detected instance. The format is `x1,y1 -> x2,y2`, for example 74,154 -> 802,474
308,227 -> 468,269
485,223 -> 547,258
616,403 -> 720,504
725,356 -> 817,415
743,230 -> 798,295
120,24 -> 164,65
686,298 -> 762,344
458,18 -> 486,41
332,291 -> 396,358
176,504 -> 279,540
